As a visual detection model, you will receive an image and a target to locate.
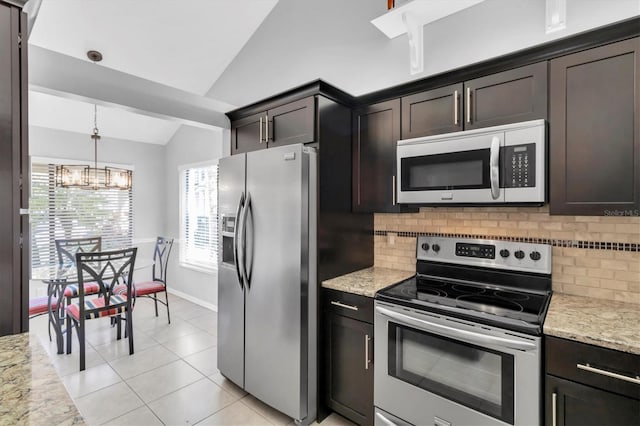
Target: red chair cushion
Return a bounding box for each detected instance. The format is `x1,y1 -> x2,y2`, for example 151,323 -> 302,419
29,296 -> 58,316
134,281 -> 166,296
63,282 -> 102,298
66,295 -> 129,320
115,281 -> 166,297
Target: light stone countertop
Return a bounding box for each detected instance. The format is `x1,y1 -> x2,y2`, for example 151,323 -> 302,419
544,293 -> 640,355
0,332 -> 84,425
322,267 -> 414,298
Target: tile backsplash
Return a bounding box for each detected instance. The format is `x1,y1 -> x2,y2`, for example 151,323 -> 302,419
374,206 -> 640,304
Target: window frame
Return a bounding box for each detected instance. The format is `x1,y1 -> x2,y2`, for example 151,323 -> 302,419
178,160 -> 219,275
29,156 -> 135,270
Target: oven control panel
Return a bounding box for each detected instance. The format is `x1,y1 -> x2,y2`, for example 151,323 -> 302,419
418,236 -> 552,274
455,243 -> 495,259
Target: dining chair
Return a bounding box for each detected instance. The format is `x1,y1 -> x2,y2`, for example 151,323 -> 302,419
66,248 -> 137,371
55,237 -> 103,301
28,296 -> 59,341
129,237 -> 174,324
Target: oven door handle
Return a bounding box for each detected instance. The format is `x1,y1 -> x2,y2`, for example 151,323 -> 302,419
376,306 -> 537,351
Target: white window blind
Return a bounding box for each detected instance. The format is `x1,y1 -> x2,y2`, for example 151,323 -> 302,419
30,162 -> 133,268
179,163 -> 218,272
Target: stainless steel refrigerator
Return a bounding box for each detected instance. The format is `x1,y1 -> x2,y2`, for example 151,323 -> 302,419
218,143 -> 317,425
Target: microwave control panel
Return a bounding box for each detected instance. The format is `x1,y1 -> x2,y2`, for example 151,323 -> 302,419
502,143 -> 536,188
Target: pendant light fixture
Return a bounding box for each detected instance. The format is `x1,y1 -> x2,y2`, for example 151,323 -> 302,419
55,50 -> 132,190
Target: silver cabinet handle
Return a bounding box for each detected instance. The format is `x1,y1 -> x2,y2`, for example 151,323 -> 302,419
330,300 -> 358,311
365,334 -> 371,370
265,115 -> 269,143
577,363 -> 640,385
490,135 -> 500,200
466,87 -> 472,124
552,392 -> 557,426
453,90 -> 459,125
376,306 -> 537,351
392,175 -> 396,206
259,117 -> 263,143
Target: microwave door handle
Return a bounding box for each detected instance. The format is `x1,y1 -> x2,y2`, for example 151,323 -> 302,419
376,306 -> 536,351
233,193 -> 245,289
490,136 -> 501,200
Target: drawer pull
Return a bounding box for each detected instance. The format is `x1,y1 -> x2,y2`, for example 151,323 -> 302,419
552,392 -> 557,426
577,363 -> 640,385
330,300 -> 359,311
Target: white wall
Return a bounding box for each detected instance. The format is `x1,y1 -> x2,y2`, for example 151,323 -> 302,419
163,124 -> 224,309
208,0 -> 640,107
29,125 -> 165,282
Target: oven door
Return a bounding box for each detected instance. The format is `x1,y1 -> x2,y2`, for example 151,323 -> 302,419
374,302 -> 541,426
396,131 -> 504,204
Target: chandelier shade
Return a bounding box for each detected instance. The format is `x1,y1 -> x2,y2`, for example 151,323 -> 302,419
54,50 -> 132,191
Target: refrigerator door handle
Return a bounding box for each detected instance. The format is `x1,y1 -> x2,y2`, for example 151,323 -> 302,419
233,192 -> 245,289
240,192 -> 252,289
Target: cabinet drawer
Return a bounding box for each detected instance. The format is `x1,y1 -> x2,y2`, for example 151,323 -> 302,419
322,288 -> 374,323
546,336 -> 640,400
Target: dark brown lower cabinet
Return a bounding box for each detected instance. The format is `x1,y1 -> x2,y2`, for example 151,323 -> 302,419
546,375 -> 640,426
321,289 -> 374,425
545,336 -> 640,426
324,313 -> 374,426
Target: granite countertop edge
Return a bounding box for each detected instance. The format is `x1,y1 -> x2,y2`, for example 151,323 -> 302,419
321,266 -> 414,298
544,293 -> 640,355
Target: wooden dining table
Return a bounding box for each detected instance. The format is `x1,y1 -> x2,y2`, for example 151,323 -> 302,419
31,258 -> 153,354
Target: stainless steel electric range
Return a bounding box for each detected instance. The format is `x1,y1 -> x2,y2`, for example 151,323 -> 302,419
374,236 -> 552,426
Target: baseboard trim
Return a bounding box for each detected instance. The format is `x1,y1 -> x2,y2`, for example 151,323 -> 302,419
167,288 -> 218,312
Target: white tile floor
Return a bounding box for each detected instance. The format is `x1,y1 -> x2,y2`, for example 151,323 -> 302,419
30,294 -> 354,426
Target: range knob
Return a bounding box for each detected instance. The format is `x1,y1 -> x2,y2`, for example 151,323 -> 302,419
530,251 -> 541,261
421,243 -> 430,251
499,249 -> 510,258
432,244 -> 441,253
514,250 -> 525,260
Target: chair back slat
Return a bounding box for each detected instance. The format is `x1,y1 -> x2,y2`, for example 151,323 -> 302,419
56,237 -> 102,266
75,248 -> 137,317
152,237 -> 174,284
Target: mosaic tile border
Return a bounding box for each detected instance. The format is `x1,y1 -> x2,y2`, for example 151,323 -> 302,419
373,230 -> 639,252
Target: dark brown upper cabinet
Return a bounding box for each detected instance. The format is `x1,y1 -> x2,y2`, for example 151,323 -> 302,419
401,83 -> 463,139
550,37 -> 640,215
464,61 -> 548,130
231,112 -> 265,155
230,96 -> 315,155
353,99 -> 403,213
400,62 -> 548,139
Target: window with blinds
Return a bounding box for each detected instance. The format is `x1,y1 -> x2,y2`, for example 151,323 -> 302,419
30,162 -> 133,268
179,163 -> 218,272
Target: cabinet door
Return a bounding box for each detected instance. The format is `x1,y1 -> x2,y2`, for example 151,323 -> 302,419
324,313 -> 374,426
550,38 -> 640,215
401,83 -> 463,139
353,99 -> 401,213
231,112 -> 266,155
0,3 -> 28,335
546,375 -> 640,426
267,96 -> 315,147
464,61 -> 548,130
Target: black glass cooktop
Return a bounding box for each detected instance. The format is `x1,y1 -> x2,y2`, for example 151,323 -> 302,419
377,274 -> 551,334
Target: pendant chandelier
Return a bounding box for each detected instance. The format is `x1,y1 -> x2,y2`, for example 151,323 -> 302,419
55,51 -> 132,191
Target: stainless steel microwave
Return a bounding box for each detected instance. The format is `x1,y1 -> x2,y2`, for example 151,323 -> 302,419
396,120 -> 546,204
